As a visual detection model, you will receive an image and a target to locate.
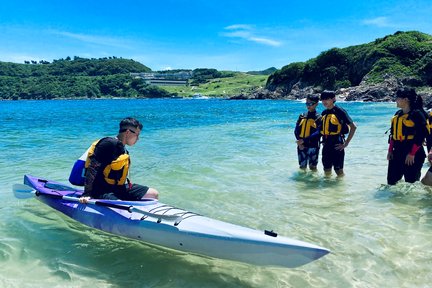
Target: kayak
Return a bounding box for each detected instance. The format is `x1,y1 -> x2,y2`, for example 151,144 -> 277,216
15,174 -> 330,268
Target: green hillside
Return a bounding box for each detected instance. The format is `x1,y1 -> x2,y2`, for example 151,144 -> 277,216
163,72 -> 268,98
0,58 -> 269,100
267,31 -> 432,91
0,56 -> 172,100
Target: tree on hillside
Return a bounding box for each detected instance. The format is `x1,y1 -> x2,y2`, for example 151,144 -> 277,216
419,51 -> 432,85
190,68 -> 222,85
266,62 -> 304,88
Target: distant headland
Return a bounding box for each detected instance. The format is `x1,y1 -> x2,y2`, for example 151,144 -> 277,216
1,31 -> 431,106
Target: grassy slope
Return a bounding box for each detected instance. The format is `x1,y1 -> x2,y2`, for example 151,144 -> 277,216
161,73 -> 268,98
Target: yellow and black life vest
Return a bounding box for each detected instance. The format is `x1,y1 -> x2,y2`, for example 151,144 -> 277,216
390,112 -> 415,141
298,114 -> 319,138
426,111 -> 432,135
86,139 -> 130,186
321,113 -> 348,136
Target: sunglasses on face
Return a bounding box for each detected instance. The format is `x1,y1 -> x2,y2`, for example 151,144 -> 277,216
120,128 -> 137,134
306,102 -> 317,107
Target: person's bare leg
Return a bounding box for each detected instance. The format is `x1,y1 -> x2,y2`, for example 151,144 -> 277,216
335,169 -> 345,177
143,188 -> 159,199
421,171 -> 432,186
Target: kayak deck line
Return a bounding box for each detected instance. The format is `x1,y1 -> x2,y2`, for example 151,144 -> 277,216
143,204 -> 201,225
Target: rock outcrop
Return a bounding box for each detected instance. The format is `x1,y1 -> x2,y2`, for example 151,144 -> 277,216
229,75 -> 432,108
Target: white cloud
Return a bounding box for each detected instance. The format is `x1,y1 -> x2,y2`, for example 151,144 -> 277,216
362,17 -> 394,28
249,37 -> 281,47
47,30 -> 131,49
225,24 -> 253,30
222,24 -> 282,47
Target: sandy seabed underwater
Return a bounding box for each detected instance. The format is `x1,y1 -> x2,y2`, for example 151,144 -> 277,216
0,99 -> 431,288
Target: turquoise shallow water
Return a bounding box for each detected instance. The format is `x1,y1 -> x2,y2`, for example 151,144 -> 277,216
1,99 -> 431,287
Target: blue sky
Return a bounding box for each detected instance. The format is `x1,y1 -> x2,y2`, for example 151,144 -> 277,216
1,0 -> 431,71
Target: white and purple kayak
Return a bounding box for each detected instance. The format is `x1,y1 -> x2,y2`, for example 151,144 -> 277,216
15,174 -> 329,268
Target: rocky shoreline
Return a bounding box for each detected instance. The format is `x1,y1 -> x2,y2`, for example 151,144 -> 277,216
230,75 -> 432,109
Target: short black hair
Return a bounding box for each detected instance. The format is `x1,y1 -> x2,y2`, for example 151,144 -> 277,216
320,90 -> 336,100
307,94 -> 319,103
119,117 -> 143,133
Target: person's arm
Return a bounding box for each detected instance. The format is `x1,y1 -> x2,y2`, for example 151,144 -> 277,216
406,111 -> 427,165
303,129 -> 321,141
80,155 -> 102,203
307,115 -> 322,143
412,111 -> 427,149
335,108 -> 355,150
343,122 -> 357,148
387,138 -> 394,160
294,116 -> 301,140
83,157 -> 102,197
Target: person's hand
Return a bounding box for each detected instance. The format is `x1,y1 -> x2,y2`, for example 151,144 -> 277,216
387,152 -> 393,161
428,153 -> 432,164
335,143 -> 347,151
405,154 -> 415,166
79,196 -> 90,204
296,139 -> 304,146
296,139 -> 305,150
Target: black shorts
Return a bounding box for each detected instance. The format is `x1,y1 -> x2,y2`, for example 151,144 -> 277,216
387,146 -> 426,185
322,142 -> 345,171
101,184 -> 150,200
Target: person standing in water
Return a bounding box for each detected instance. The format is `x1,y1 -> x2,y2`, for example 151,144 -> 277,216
421,109 -> 432,186
320,90 -> 357,177
294,95 -> 322,171
387,87 -> 427,185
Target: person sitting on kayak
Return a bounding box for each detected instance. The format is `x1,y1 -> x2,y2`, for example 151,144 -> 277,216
79,117 -> 159,203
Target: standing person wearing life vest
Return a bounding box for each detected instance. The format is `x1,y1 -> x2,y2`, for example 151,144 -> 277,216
421,110 -> 432,185
425,110 -> 432,153
387,87 -> 427,185
294,95 -> 322,171
320,90 -> 357,177
79,117 -> 159,203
